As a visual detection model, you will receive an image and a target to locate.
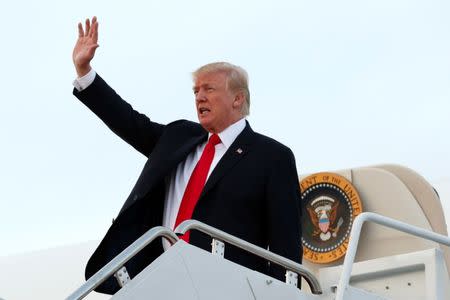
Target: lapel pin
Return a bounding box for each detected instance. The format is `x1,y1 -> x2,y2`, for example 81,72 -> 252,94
236,148 -> 243,154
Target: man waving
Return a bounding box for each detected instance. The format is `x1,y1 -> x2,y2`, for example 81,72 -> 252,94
72,17 -> 302,294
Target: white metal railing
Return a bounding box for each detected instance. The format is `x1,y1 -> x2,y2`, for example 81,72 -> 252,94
67,220 -> 323,299
175,219 -> 323,294
66,226 -> 179,300
335,212 -> 450,300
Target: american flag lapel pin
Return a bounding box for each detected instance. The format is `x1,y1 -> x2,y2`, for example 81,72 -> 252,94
236,148 -> 243,154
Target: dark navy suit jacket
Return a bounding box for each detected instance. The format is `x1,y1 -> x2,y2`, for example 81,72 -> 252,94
73,74 -> 303,294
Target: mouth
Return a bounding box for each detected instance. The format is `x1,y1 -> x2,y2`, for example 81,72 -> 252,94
198,107 -> 211,116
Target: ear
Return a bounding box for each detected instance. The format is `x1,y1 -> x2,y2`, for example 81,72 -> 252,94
232,91 -> 245,109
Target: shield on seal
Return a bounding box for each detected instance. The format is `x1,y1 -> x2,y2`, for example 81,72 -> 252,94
319,215 -> 330,233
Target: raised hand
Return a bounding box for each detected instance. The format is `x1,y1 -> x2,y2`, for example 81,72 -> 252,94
73,17 -> 99,77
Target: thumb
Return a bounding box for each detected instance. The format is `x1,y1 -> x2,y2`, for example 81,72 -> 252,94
87,44 -> 100,56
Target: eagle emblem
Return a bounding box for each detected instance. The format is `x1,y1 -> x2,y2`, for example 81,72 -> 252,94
307,196 -> 344,241
300,172 -> 363,264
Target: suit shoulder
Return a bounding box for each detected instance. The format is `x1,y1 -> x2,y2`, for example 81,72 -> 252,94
165,119 -> 205,135
250,131 -> 300,178
252,131 -> 294,156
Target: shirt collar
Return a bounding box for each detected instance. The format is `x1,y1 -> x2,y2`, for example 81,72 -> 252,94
209,118 -> 246,149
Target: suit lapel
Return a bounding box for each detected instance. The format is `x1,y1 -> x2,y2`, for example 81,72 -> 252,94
167,134 -> 207,172
131,130 -> 208,203
200,122 -> 255,198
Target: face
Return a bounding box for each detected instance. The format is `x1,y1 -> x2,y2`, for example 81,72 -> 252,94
193,71 -> 242,133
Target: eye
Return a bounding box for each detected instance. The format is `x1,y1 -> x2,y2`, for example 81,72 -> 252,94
207,87 -> 215,92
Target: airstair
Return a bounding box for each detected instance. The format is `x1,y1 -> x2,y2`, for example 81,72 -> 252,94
66,165 -> 450,300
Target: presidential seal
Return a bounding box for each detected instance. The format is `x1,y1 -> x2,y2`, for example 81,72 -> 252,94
300,172 -> 362,264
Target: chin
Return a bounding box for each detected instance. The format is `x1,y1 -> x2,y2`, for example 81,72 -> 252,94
199,120 -> 213,132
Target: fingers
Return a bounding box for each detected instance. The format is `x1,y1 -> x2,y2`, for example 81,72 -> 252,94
78,22 -> 84,37
89,16 -> 98,40
92,21 -> 98,42
85,18 -> 91,37
77,17 -> 98,40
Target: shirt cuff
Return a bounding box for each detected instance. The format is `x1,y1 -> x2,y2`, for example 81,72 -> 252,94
73,69 -> 97,91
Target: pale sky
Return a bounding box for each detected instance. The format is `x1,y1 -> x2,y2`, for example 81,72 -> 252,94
0,0 -> 449,257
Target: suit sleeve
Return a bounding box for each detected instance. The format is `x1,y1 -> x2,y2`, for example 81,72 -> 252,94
265,146 -> 302,282
73,74 -> 165,157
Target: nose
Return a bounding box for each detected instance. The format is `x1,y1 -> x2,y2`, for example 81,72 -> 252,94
195,89 -> 207,103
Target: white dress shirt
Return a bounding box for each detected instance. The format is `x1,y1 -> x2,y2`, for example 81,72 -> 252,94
73,71 -> 246,250
73,69 -> 97,91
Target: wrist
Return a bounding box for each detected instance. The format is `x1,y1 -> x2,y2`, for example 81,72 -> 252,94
75,64 -> 92,78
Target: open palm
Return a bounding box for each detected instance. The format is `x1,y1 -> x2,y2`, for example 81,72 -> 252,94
73,17 -> 99,77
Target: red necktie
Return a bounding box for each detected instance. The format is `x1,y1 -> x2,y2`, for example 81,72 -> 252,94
175,134 -> 221,242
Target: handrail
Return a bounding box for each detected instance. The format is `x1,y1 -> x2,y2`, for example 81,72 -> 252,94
66,226 -> 179,300
335,212 -> 450,300
174,219 -> 323,294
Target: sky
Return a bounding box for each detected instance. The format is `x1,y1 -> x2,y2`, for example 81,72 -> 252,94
0,0 -> 449,257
